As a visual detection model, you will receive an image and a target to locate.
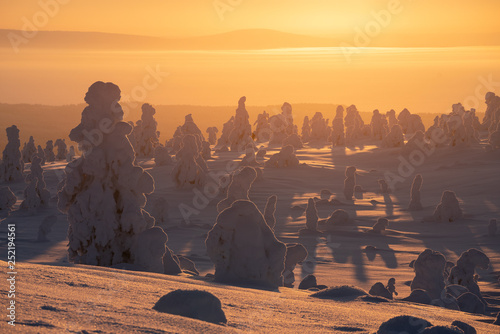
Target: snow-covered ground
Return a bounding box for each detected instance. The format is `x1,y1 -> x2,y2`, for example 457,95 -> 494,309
1,143 -> 499,333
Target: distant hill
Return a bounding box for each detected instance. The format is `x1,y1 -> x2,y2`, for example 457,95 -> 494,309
0,29 -> 335,50
2,29 -> 498,51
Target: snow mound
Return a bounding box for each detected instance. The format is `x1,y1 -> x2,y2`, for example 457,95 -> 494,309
310,285 -> 367,300
153,289 -> 227,325
377,315 -> 432,334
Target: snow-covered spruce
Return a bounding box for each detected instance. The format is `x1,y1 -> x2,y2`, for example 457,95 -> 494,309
483,92 -> 500,131
370,109 -> 387,140
172,134 -> 208,189
433,190 -> 463,223
265,145 -> 300,168
22,136 -> 37,163
448,248 -> 489,304
1,125 -> 24,182
301,116 -> 311,143
331,106 -> 345,147
283,243 -> 307,287
386,109 -> 398,129
240,145 -> 260,167
269,102 -> 295,146
489,123 -> 500,149
66,145 -> 75,162
154,145 -> 173,167
57,81 -> 159,267
305,198 -> 318,232
309,112 -> 329,143
282,133 -> 303,149
253,111 -> 271,142
55,139 -> 68,160
36,145 -> 46,165
410,249 -> 446,300
136,103 -> 160,158
382,124 -> 405,148
228,96 -> 253,151
0,186 -> 16,213
44,140 -> 56,162
408,174 -> 423,211
20,155 -> 50,212
206,126 -> 218,145
343,166 -> 356,200
402,130 -> 425,155
216,116 -> 234,148
217,166 -> 257,213
344,105 -> 364,143
206,200 -> 287,289
200,141 -> 211,160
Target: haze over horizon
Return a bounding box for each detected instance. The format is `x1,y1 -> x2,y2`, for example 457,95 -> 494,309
1,1 -> 499,110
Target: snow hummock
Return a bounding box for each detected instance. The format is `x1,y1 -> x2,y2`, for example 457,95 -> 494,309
153,289 -> 227,325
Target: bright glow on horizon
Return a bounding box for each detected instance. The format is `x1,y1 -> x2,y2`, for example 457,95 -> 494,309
1,0 -> 500,40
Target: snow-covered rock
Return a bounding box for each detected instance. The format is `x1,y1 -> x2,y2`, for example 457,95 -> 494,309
153,289 -> 227,324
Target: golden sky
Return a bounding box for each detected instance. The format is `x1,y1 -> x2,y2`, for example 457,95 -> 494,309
1,0 -> 500,40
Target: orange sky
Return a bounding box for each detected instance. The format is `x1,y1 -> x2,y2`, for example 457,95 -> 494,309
1,0 -> 500,40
